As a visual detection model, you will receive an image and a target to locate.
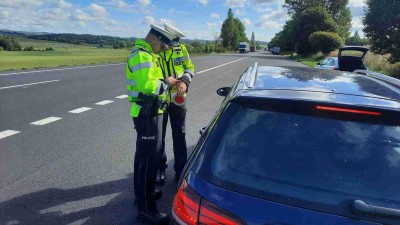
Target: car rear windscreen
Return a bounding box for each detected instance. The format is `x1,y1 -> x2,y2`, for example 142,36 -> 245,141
193,101 -> 400,217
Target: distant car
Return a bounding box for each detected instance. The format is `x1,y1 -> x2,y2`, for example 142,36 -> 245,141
338,46 -> 369,72
171,63 -> 400,225
316,57 -> 339,70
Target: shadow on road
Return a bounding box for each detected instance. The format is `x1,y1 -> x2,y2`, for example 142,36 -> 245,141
0,145 -> 195,225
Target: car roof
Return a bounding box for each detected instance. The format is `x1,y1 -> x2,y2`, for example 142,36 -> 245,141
234,65 -> 400,110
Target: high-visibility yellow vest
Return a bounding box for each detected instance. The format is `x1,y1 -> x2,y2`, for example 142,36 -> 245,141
126,39 -> 168,117
159,44 -> 195,102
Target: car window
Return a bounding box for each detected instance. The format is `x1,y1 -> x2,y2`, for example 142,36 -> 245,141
321,59 -> 329,65
328,58 -> 336,66
341,50 -> 364,57
194,101 -> 400,218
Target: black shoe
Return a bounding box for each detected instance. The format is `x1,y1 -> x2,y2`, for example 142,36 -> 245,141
156,169 -> 166,185
134,189 -> 162,205
175,171 -> 182,181
137,210 -> 169,225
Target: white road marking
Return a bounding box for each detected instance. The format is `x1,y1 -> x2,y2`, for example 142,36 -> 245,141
0,80 -> 60,90
69,107 -> 92,114
0,130 -> 20,139
30,117 -> 62,126
196,57 -> 248,74
115,95 -> 128,99
95,100 -> 113,105
0,63 -> 126,76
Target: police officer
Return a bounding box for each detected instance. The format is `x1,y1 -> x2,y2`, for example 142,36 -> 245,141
126,24 -> 177,225
157,23 -> 195,184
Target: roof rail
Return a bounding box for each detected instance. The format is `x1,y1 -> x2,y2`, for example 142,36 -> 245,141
246,62 -> 258,88
353,70 -> 400,88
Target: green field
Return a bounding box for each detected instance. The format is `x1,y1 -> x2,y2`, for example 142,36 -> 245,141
0,38 -> 129,71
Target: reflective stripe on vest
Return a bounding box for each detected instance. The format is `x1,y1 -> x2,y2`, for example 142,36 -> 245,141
155,80 -> 168,95
127,91 -> 140,98
183,73 -> 192,82
129,62 -> 153,73
126,79 -> 136,86
128,50 -> 140,62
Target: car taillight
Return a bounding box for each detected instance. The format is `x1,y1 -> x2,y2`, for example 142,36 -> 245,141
172,180 -> 245,225
316,105 -> 381,116
172,180 -> 200,225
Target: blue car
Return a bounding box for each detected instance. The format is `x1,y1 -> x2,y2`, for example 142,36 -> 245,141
171,64 -> 400,225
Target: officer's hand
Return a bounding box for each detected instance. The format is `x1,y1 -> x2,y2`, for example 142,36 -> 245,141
167,76 -> 178,85
177,82 -> 187,95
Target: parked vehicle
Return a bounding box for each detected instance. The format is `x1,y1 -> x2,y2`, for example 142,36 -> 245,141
271,46 -> 280,55
316,57 -> 339,70
239,42 -> 249,53
338,46 -> 369,72
171,63 -> 400,225
250,45 -> 256,52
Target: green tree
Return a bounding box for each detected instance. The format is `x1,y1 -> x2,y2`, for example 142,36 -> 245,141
309,31 -> 343,54
220,9 -> 248,50
284,0 -> 351,39
363,0 -> 400,63
251,32 -> 255,46
220,8 -> 236,50
294,7 -> 338,55
233,18 -> 248,48
345,31 -> 368,46
0,36 -> 21,51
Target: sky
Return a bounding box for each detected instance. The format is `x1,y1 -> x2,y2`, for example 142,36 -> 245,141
0,0 -> 367,41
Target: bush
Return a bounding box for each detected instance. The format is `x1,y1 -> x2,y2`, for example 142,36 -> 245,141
0,36 -> 21,51
215,47 -> 226,53
309,31 -> 343,54
24,46 -> 34,51
45,47 -> 54,51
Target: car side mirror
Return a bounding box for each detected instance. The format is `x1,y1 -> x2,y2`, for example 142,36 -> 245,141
216,87 -> 231,97
199,126 -> 207,136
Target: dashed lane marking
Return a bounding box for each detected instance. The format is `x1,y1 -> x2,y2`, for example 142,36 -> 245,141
30,117 -> 62,126
196,57 -> 248,74
115,95 -> 128,99
69,107 -> 92,114
95,100 -> 113,105
0,130 -> 20,139
0,80 -> 60,90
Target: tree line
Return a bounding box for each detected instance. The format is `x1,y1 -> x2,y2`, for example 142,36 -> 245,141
269,0 -> 400,63
268,0 -> 352,55
28,33 -> 133,49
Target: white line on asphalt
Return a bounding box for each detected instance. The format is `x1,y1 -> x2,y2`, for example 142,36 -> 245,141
0,63 -> 126,76
196,57 -> 248,74
95,100 -> 113,105
69,107 -> 92,114
0,80 -> 60,90
115,95 -> 128,99
0,130 -> 20,139
30,117 -> 62,126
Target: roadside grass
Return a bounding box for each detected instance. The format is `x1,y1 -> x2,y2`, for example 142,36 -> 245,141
284,51 -> 400,78
0,37 -> 129,71
0,47 -> 129,71
0,37 -> 235,71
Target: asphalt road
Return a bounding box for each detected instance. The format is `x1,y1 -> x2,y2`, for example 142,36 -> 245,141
0,51 -> 305,225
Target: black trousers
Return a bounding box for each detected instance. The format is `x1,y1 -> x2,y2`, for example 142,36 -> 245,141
160,103 -> 187,174
133,114 -> 163,212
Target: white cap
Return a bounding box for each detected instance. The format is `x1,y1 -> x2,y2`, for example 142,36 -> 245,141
150,24 -> 175,44
164,23 -> 185,38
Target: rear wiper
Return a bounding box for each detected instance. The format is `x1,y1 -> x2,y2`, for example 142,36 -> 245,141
351,200 -> 400,219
